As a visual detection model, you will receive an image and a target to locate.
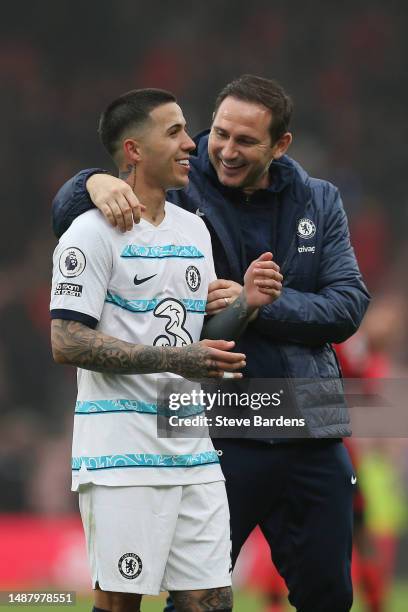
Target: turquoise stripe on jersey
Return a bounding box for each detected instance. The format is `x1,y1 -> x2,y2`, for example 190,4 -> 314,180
105,292 -> 158,312
75,399 -> 204,417
105,291 -> 206,313
75,399 -> 156,414
72,451 -> 220,471
121,245 -> 204,258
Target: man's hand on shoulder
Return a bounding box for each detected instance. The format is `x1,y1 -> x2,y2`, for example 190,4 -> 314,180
86,174 -> 146,232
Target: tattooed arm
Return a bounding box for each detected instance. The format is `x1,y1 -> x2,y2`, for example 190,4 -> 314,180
51,319 -> 245,379
202,290 -> 253,341
203,252 -> 283,341
170,586 -> 233,612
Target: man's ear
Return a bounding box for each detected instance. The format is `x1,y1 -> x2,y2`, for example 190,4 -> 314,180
123,138 -> 142,163
271,132 -> 293,160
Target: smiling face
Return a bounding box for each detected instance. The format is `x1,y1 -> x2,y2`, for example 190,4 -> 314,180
208,96 -> 291,193
128,102 -> 195,191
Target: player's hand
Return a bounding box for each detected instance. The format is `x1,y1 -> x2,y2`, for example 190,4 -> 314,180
86,174 -> 146,231
206,280 -> 243,315
243,252 -> 283,308
169,339 -> 246,379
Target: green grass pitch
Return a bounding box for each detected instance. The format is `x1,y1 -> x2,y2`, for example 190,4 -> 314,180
3,583 -> 408,611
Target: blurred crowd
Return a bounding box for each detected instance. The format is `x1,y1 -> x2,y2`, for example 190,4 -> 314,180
1,0 -> 408,586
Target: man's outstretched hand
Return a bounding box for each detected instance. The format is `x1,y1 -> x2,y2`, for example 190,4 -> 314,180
86,174 -> 146,231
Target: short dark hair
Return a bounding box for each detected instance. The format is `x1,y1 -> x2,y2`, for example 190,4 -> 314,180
213,75 -> 293,142
98,88 -> 176,158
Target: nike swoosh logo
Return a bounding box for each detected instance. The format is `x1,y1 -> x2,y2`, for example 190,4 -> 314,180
351,475 -> 357,485
134,273 -> 157,285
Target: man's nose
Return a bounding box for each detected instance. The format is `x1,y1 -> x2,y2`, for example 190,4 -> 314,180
182,134 -> 196,152
221,139 -> 238,159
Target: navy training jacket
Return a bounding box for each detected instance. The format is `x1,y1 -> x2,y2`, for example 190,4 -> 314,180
52,131 -> 370,438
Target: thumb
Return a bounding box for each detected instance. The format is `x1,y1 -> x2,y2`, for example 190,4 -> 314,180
257,252 -> 273,262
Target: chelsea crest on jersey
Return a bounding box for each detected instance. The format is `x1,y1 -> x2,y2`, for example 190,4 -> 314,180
50,203 -> 224,489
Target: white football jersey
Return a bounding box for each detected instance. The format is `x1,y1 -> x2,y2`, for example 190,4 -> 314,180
50,204 -> 224,489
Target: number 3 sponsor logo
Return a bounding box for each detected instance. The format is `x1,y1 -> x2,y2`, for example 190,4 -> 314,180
153,298 -> 193,347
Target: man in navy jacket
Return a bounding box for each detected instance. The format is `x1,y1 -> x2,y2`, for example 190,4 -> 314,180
53,75 -> 370,612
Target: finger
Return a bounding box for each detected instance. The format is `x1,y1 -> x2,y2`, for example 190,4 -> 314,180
258,289 -> 282,298
115,185 -> 146,225
105,200 -> 128,232
206,291 -> 224,305
208,279 -> 231,292
253,261 -> 280,271
115,193 -> 135,231
207,371 -> 243,379
122,187 -> 144,211
253,267 -> 283,279
99,203 -> 118,228
254,279 -> 283,289
256,252 -> 273,262
210,348 -> 246,362
207,289 -> 233,304
201,339 -> 235,350
254,274 -> 283,285
131,204 -> 146,225
212,359 -> 246,371
206,301 -> 231,315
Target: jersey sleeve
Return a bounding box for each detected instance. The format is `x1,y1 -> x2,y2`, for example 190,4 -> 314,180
50,213 -> 112,328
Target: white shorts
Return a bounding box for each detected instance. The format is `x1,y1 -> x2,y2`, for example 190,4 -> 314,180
79,482 -> 232,595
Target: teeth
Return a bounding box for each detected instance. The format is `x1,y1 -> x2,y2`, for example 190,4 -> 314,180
221,160 -> 242,169
176,159 -> 189,166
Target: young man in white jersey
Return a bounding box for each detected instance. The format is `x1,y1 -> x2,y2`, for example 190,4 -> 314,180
50,89 -> 282,612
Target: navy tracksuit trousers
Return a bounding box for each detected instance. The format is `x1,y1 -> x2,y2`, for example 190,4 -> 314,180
165,438 -> 354,612
217,438 -> 354,612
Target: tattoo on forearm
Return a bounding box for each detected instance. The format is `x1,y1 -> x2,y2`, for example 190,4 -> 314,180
166,342 -> 219,378
231,290 -> 250,319
51,320 -> 220,377
171,586 -> 233,612
202,290 -> 252,341
51,319 -> 168,374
